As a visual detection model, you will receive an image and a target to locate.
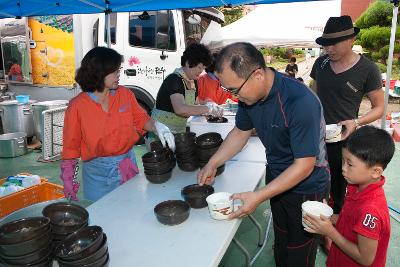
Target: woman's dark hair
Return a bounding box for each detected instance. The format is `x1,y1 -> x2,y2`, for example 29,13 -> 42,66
75,47 -> 123,92
205,52 -> 218,73
181,43 -> 212,68
343,126 -> 395,169
290,57 -> 296,63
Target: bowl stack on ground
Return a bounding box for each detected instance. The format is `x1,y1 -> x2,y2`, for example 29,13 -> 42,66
55,225 -> 109,267
0,217 -> 53,266
174,132 -> 198,172
42,202 -> 89,248
196,132 -> 225,176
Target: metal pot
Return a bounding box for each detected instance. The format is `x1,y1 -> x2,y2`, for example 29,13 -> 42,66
0,100 -> 36,137
0,132 -> 27,157
32,100 -> 68,141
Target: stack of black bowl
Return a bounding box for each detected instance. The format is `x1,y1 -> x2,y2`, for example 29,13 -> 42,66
174,132 -> 198,171
55,225 -> 109,267
196,132 -> 225,176
42,202 -> 89,247
0,217 -> 53,266
142,149 -> 174,184
149,141 -> 176,169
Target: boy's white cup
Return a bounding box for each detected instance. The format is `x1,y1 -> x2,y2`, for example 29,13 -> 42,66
206,192 -> 234,220
301,201 -> 333,228
325,124 -> 342,143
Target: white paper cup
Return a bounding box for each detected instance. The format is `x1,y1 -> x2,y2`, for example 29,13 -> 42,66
206,192 -> 234,220
326,124 -> 342,143
301,201 -> 333,228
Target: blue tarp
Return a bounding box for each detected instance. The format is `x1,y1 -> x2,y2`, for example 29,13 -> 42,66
0,0 -> 328,19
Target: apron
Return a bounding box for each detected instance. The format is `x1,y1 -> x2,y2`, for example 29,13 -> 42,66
151,70 -> 196,134
82,150 -> 137,201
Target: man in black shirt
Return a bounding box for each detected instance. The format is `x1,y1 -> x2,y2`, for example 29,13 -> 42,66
310,15 -> 384,251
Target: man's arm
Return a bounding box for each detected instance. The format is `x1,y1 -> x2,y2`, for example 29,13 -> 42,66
198,126 -> 251,185
341,88 -> 384,139
258,156 -> 316,200
229,156 -> 316,218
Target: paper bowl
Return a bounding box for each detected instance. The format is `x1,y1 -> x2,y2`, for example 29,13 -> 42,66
301,201 -> 333,228
325,124 -> 342,143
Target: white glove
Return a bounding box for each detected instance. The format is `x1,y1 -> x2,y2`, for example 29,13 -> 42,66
205,102 -> 224,117
154,121 -> 175,151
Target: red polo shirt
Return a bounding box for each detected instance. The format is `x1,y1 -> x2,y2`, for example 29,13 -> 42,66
327,176 -> 390,267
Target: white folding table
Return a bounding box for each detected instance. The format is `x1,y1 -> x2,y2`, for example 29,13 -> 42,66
86,161 -> 265,267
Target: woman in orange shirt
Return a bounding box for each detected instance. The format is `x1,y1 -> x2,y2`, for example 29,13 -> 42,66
197,53 -> 236,104
61,47 -> 175,201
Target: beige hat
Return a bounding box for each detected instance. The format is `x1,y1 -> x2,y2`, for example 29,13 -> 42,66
352,45 -> 366,54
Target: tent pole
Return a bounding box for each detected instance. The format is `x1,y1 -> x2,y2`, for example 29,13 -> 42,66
105,13 -> 111,48
381,2 -> 398,129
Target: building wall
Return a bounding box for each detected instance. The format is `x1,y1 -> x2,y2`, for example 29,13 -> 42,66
341,0 -> 375,21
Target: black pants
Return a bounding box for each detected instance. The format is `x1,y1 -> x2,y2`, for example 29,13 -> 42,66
326,141 -> 347,214
271,188 -> 326,267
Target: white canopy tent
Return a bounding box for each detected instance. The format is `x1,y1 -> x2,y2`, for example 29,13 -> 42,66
202,1 -> 341,49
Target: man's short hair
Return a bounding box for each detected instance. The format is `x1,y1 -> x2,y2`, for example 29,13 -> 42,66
215,42 -> 266,79
343,126 -> 395,169
290,57 -> 296,63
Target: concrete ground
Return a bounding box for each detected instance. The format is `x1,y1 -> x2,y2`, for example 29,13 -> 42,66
1,142 -> 399,266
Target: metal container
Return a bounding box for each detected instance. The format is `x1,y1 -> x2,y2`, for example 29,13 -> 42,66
0,132 -> 27,157
32,100 -> 68,141
0,100 -> 36,137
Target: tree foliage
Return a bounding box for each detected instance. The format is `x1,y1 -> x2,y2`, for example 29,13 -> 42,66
218,6 -> 245,26
355,0 -> 393,28
355,0 -> 400,65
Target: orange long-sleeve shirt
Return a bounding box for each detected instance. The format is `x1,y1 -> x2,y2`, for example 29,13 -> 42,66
62,86 -> 150,161
197,73 -> 234,104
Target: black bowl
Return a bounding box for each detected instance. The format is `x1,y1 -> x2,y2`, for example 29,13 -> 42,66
149,141 -> 164,151
174,132 -> 196,144
1,243 -> 52,265
177,161 -> 198,172
145,171 -> 172,184
196,132 -> 223,148
144,166 -> 173,175
57,234 -> 108,267
196,146 -> 220,161
181,184 -> 215,208
207,116 -> 228,123
216,164 -> 225,176
142,157 -> 171,170
154,200 -> 190,226
42,203 -> 89,234
142,150 -> 168,163
0,230 -> 52,257
0,255 -> 53,267
0,217 -> 50,245
55,226 -> 104,261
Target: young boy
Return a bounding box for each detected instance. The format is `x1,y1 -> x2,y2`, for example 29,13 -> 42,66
303,126 -> 395,267
285,56 -> 298,77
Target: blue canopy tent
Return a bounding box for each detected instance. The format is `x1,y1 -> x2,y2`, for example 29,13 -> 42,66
0,0 -> 397,128
0,1 -> 326,18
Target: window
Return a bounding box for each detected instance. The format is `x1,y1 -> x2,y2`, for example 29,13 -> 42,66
128,11 -> 176,50
183,11 -> 212,46
104,13 -> 117,44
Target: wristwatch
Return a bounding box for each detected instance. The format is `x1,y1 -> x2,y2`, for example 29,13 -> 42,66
354,118 -> 360,128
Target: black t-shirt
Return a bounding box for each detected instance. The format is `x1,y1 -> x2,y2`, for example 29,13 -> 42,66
285,64 -> 298,77
310,55 -> 382,124
155,74 -> 187,113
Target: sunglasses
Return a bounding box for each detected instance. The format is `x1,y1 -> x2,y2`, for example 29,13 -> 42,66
222,67 -> 260,95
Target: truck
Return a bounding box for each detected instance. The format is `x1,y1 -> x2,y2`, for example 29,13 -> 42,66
0,8 -> 224,112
